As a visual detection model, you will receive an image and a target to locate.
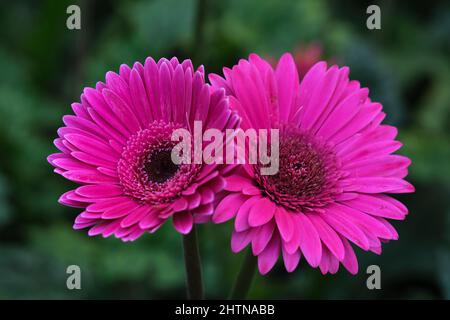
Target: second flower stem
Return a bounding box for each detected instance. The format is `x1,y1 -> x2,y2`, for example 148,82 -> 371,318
182,225 -> 204,299
229,249 -> 257,299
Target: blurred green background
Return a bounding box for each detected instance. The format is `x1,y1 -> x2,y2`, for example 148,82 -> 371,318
0,0 -> 449,299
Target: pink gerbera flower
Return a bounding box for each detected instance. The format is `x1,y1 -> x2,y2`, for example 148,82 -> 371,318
48,57 -> 238,240
210,53 -> 414,275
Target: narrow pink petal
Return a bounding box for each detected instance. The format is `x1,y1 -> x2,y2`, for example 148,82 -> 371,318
139,210 -> 162,229
317,89 -> 368,140
71,151 -> 116,168
224,175 -> 255,192
340,236 -> 358,274
320,207 -> 370,250
58,191 -> 86,208
257,233 -> 280,275
123,226 -> 145,241
71,102 -> 91,120
199,188 -> 214,204
191,203 -> 214,216
294,61 -> 327,125
308,214 -> 345,261
88,222 -> 110,236
319,249 -> 330,274
213,193 -> 248,223
121,206 -> 152,228
242,185 -> 262,196
105,71 -> 132,107
171,197 -> 188,212
171,64 -> 186,123
274,207 -> 294,242
300,66 -> 340,131
119,64 -> 131,82
296,212 -> 322,267
83,88 -> 130,137
375,218 -> 399,240
75,184 -> 122,198
331,102 -> 382,144
275,53 -> 299,123
282,248 -> 301,273
340,194 -> 407,220
181,183 -> 199,196
129,68 -> 151,126
64,133 -> 118,162
328,253 -> 340,274
173,212 -> 193,234
231,229 -> 254,253
252,222 -> 275,255
282,220 -> 301,254
344,140 -> 403,163
341,177 -> 414,193
100,200 -> 140,219
87,106 -> 128,145
102,89 -> 141,133
52,157 -> 91,171
248,197 -> 276,227
62,169 -> 117,184
65,191 -> 96,203
187,193 -> 202,210
235,196 -> 261,232
62,114 -> 106,140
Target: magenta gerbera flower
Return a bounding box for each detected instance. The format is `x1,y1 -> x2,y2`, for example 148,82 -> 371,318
48,57 -> 238,240
210,53 -> 414,275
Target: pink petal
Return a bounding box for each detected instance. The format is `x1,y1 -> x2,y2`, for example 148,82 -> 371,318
341,177 -> 415,194
296,212 -> 322,267
340,236 -> 358,274
64,133 -> 118,162
300,66 -> 340,131
173,212 -> 194,234
235,196 -> 261,232
71,151 -> 116,168
62,169 -> 117,184
248,197 -> 276,227
129,69 -> 152,126
317,88 -> 368,141
224,175 -> 255,192
139,210 -> 162,229
121,206 -> 152,228
171,197 -> 188,212
336,204 -> 391,239
75,184 -> 123,198
340,194 -> 407,220
275,53 -> 299,123
257,233 -> 280,275
187,193 -> 202,210
213,193 -> 248,223
102,89 -> 141,133
320,207 -> 370,250
274,207 -> 294,242
101,200 -> 140,219
252,222 -> 275,255
231,229 -> 254,253
282,248 -> 301,272
308,214 -> 345,261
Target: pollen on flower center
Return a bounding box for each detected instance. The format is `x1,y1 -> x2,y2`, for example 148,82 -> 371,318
255,126 -> 342,212
118,120 -> 200,204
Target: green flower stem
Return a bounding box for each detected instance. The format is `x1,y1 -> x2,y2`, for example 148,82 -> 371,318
229,249 -> 257,299
182,225 -> 204,299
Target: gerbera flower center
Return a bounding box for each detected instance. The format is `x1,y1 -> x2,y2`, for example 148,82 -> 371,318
144,149 -> 179,183
255,126 -> 341,212
118,120 -> 200,204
